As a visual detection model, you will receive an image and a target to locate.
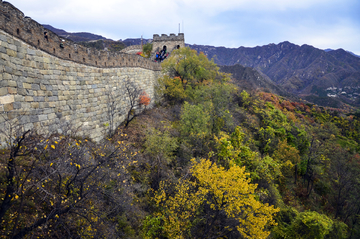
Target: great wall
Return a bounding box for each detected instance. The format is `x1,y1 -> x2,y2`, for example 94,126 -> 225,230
0,0 -> 185,144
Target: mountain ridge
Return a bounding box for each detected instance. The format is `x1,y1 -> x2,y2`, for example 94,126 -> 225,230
43,24 -> 108,42
189,42 -> 360,107
43,24 -> 151,46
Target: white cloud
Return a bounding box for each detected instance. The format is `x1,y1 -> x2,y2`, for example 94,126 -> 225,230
173,0 -> 342,14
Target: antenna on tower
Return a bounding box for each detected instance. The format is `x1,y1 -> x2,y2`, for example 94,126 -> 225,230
179,23 -> 180,34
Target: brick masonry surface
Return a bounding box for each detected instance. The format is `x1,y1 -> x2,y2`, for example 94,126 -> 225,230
0,29 -> 161,144
0,0 -> 186,146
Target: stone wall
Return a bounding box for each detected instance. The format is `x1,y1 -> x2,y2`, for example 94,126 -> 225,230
0,28 -> 161,144
121,45 -> 142,54
0,0 -> 180,145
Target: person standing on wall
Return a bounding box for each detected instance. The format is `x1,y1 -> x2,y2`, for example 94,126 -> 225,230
160,45 -> 167,62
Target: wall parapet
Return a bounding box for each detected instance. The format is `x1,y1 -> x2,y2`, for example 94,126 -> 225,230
0,1 -> 161,71
120,45 -> 142,54
153,33 -> 184,42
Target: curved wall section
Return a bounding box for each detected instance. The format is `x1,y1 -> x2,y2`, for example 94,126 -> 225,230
0,0 -> 164,144
0,28 -> 161,144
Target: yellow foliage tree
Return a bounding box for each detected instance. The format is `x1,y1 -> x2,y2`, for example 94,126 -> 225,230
152,158 -> 279,238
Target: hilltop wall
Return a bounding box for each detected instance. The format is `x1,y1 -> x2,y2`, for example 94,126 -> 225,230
121,33 -> 186,55
121,45 -> 142,54
0,1 -> 162,144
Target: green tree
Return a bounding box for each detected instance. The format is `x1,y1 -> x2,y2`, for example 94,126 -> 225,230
179,102 -> 212,157
215,127 -> 282,184
180,101 -> 212,140
288,211 -> 333,239
158,47 -> 230,103
144,127 -> 178,163
144,127 -> 178,180
186,82 -> 235,134
142,43 -> 153,58
162,47 -> 226,88
273,208 -> 344,239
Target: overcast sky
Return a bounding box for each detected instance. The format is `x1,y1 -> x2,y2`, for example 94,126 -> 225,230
7,0 -> 360,55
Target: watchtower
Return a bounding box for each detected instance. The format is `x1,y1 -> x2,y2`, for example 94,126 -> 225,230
152,33 -> 185,53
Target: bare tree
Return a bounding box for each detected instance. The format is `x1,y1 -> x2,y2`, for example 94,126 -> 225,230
123,79 -> 143,127
105,85 -> 124,136
0,120 -> 139,238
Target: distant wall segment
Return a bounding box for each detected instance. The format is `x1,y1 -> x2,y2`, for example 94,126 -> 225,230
121,45 -> 142,54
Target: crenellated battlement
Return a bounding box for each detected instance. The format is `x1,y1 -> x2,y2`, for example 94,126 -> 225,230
0,1 -> 161,71
153,33 -> 185,42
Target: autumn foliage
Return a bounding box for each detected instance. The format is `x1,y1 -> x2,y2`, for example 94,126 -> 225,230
2,46 -> 360,238
152,158 -> 279,238
139,91 -> 151,106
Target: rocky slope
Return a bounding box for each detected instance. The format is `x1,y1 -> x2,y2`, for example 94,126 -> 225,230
220,64 -> 292,97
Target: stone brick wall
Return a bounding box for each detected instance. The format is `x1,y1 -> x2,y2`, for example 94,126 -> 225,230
0,1 -> 172,145
120,45 -> 142,54
0,32 -> 161,146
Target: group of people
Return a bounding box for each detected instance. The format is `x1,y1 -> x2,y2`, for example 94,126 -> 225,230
155,45 -> 180,62
155,46 -> 168,62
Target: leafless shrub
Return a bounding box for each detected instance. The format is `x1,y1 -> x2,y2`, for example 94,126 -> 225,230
0,119 -> 140,238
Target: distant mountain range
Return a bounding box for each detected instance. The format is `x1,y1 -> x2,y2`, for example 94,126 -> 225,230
42,24 -> 360,108
189,42 -> 360,107
324,48 -> 360,58
43,25 -> 108,42
43,25 -> 151,46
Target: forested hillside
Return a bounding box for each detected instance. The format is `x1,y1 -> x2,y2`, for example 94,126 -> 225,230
1,48 -> 360,238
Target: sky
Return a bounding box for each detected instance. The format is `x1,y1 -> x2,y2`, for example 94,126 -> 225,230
6,0 -> 360,55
